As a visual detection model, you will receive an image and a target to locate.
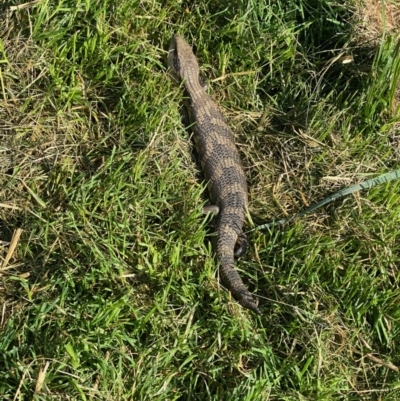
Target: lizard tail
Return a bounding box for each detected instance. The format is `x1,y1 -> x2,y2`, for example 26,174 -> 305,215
219,262 -> 261,315
217,223 -> 261,315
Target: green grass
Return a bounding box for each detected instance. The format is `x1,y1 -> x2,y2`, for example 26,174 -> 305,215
1,0 -> 400,399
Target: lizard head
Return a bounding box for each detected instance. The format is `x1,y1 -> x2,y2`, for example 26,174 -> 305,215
168,34 -> 201,83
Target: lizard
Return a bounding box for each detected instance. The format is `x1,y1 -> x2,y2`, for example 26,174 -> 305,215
168,34 -> 261,314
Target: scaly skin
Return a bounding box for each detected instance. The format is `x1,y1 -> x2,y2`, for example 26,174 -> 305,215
168,34 -> 260,314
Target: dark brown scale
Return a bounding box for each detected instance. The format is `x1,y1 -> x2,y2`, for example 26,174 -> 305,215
168,34 -> 261,314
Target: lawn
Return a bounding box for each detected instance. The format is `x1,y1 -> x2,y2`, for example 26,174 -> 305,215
1,0 -> 400,399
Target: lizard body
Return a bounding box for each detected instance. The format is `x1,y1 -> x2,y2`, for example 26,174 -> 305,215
168,34 -> 260,314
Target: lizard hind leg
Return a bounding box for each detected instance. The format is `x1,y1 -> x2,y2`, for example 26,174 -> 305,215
234,232 -> 248,257
199,75 -> 208,90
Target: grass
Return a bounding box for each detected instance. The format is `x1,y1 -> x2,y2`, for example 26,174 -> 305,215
1,0 -> 400,399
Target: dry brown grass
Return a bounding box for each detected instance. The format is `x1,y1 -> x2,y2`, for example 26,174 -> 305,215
355,0 -> 400,43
